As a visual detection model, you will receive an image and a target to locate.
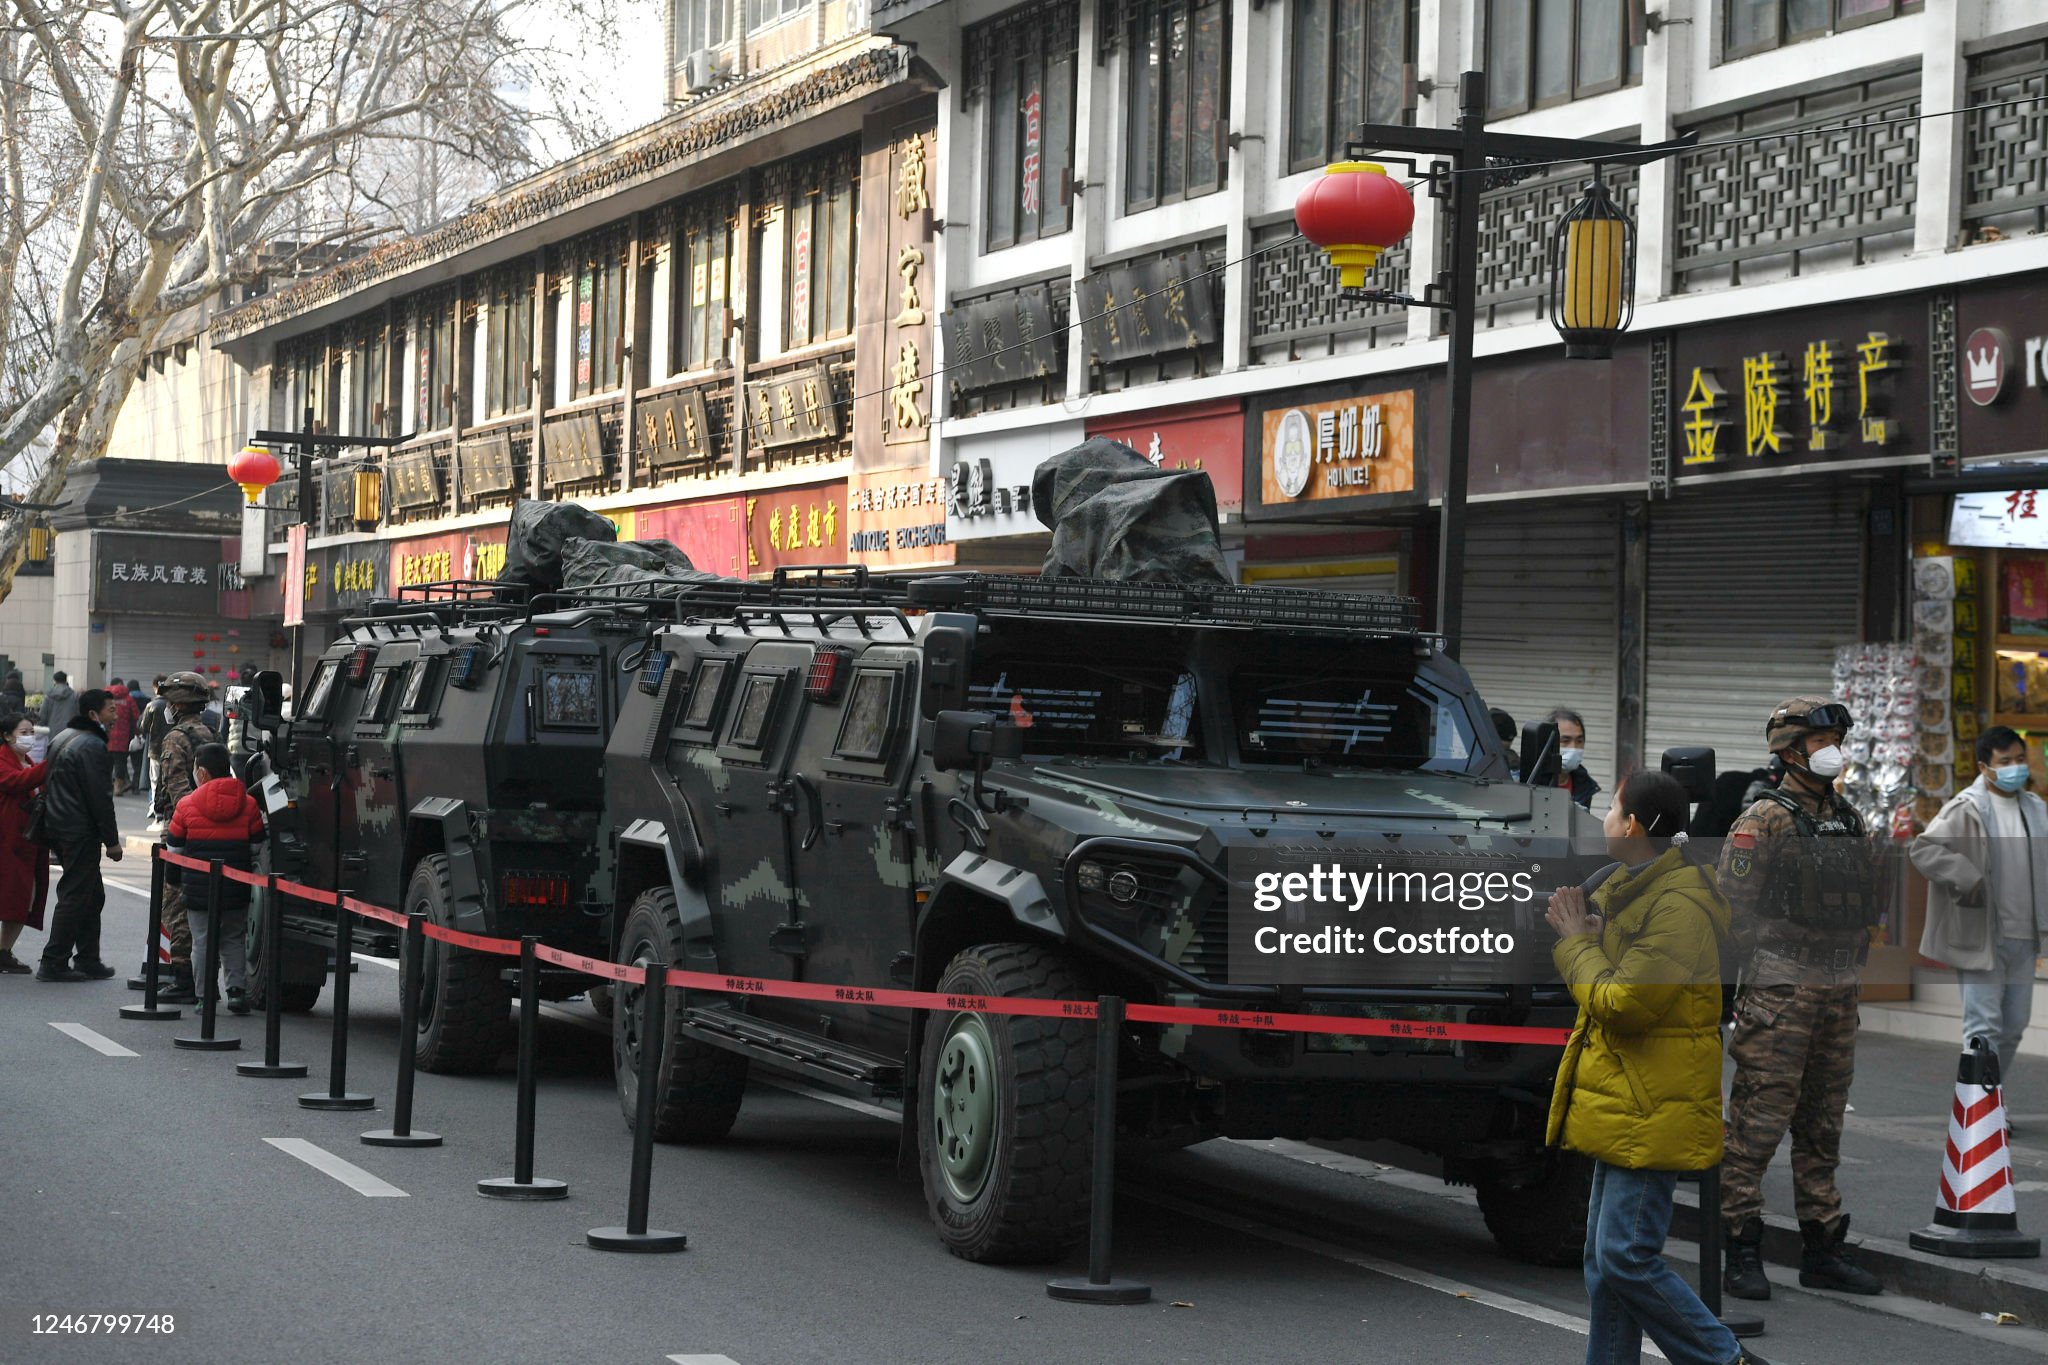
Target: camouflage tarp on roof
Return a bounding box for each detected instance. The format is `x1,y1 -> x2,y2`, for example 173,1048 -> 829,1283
559,537 -> 733,593
497,500 -> 619,594
1032,437 -> 1229,585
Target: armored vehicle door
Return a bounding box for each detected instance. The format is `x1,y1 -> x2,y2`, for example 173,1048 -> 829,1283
347,642 -> 419,908
700,639 -> 813,1001
784,641 -> 922,1055
287,645 -> 371,893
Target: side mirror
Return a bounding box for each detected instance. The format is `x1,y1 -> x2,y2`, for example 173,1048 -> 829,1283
920,613 -> 975,721
931,709 -> 1023,773
1520,720 -> 1561,787
255,668 -> 286,731
1661,745 -> 1716,804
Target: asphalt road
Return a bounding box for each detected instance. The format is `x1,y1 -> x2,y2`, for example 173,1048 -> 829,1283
6,870 -> 2045,1365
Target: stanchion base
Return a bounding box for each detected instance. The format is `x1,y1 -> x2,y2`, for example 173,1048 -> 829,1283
1719,1312 -> 1766,1338
478,1177 -> 568,1200
173,1035 -> 242,1051
118,1004 -> 181,1021
586,1226 -> 688,1253
1909,1224 -> 2042,1258
362,1128 -> 443,1148
127,976 -> 147,991
236,1060 -> 309,1078
1046,1277 -> 1152,1305
299,1092 -> 376,1110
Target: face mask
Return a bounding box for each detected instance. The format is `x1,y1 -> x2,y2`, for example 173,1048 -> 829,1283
10,735 -> 30,752
1558,748 -> 1585,772
1804,744 -> 1846,780
1994,764 -> 2031,794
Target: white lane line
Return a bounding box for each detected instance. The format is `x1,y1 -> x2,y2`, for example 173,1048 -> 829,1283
48,1022 -> 140,1057
667,1355 -> 741,1364
1231,1138 -> 1471,1203
1131,1188 -> 1659,1359
263,1137 -> 409,1198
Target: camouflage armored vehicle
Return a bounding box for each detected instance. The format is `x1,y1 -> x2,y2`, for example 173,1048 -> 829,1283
593,569 -> 1686,1267
242,583 -> 644,1071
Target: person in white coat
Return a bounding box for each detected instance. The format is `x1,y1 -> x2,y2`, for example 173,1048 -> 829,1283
1910,725 -> 2048,1092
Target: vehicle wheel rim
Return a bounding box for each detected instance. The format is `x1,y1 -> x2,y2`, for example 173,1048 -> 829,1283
932,1012 -> 998,1203
618,935 -> 655,1079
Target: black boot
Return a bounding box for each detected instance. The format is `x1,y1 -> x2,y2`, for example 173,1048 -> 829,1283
1799,1214 -> 1883,1295
159,964 -> 197,1004
1724,1218 -> 1771,1300
1731,1351 -> 1774,1365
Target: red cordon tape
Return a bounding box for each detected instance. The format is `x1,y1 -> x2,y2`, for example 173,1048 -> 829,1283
154,850 -> 1574,1046
160,849 -> 337,904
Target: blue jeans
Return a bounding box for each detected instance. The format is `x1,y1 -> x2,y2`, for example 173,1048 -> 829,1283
1585,1160 -> 1740,1365
1960,936 -> 2038,1088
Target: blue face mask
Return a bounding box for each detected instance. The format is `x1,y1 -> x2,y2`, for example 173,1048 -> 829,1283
1994,764 -> 2031,794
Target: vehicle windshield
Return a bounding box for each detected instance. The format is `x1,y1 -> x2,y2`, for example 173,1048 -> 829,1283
970,657 -> 1203,763
1232,664 -> 1477,773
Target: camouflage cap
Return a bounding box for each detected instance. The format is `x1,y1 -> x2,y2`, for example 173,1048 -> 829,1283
162,670 -> 210,705
1766,696 -> 1853,752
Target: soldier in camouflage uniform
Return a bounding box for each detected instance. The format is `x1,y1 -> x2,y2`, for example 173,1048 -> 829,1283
152,673 -> 217,1004
1718,697 -> 1884,1301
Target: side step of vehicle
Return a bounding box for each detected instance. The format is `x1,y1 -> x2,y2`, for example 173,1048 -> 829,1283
679,1005 -> 904,1099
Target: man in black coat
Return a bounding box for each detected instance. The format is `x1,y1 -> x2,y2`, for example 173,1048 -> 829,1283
36,690 -> 125,983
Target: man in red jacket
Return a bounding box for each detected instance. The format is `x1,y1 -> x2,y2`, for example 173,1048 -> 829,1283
166,743 -> 265,1014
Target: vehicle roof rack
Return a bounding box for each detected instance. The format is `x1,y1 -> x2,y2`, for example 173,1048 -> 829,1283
904,574 -> 1424,635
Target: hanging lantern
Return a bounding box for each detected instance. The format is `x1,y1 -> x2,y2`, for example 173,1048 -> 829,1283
1548,175 -> 1637,360
352,468 -> 383,530
1293,162 -> 1416,289
227,445 -> 283,504
24,524 -> 51,565
193,650 -> 206,659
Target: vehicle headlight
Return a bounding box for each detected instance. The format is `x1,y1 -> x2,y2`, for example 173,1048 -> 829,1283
1077,860 -> 1108,893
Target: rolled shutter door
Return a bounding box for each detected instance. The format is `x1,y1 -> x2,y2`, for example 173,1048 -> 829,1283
104,616 -> 242,692
1644,483 -> 1865,783
1457,501 -> 1623,801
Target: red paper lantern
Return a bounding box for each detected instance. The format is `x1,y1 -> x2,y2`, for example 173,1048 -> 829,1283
210,634 -> 221,642
227,445 -> 282,505
1293,162 -> 1416,289
193,634 -> 205,642
193,650 -> 206,659
207,665 -> 221,674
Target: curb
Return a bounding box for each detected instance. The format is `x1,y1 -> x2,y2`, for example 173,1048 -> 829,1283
1669,1187 -> 2048,1323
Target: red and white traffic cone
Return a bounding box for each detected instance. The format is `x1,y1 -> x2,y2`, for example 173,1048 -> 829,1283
127,928 -> 175,991
1911,1036 -> 2041,1258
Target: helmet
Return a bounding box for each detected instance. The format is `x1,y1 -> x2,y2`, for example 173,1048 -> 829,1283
1766,696 -> 1854,753
162,671 -> 211,705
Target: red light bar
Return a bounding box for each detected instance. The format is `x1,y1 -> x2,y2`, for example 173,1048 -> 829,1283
500,872 -> 572,908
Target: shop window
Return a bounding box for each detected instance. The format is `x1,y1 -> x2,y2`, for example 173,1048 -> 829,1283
414,293 -> 458,432
1486,0 -> 1640,118
1125,0 -> 1229,212
970,1 -> 1078,251
763,145 -> 858,353
484,269 -> 534,418
672,183 -> 739,375
1722,0 -> 1921,60
281,336 -> 336,434
346,324 -> 393,437
564,232 -> 628,399
747,0 -> 807,32
1289,0 -> 1416,173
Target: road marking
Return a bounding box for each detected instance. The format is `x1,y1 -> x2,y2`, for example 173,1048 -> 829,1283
1131,1188 -> 1660,1358
1230,1138 -> 1471,1203
667,1356 -> 742,1365
48,1022 -> 139,1057
263,1137 -> 408,1197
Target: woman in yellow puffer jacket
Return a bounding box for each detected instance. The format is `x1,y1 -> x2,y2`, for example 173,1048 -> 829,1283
1546,770 -> 1763,1365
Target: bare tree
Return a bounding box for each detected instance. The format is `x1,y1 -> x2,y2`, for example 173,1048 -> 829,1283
0,0 -> 635,593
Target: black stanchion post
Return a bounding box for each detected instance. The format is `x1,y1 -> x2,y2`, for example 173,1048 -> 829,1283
120,845 -> 180,1021
300,888 -> 373,1110
175,861 -> 239,1052
239,874 -> 308,1078
1047,995 -> 1151,1305
589,960 -> 687,1251
479,936 -> 566,1199
364,911 -> 442,1147
1699,1164 -> 1764,1338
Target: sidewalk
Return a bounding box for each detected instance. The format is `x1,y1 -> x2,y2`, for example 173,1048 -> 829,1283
114,791 -> 159,858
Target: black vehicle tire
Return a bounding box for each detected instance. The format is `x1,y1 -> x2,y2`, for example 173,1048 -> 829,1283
612,888 -> 748,1143
405,854 -> 510,1075
244,889 -> 323,1014
918,943 -> 1093,1264
1475,1151 -> 1594,1267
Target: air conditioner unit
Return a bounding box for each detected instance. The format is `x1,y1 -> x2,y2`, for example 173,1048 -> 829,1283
681,49 -> 726,94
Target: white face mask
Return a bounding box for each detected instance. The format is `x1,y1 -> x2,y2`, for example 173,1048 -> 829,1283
10,734 -> 30,752
1558,747 -> 1585,772
1805,744 -> 1846,779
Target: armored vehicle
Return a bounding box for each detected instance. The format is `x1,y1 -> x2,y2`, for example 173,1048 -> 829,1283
595,570 -> 1670,1266
244,584 -> 643,1071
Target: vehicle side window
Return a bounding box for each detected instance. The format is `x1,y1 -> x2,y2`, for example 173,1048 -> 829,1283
833,670 -> 897,761
727,673 -> 781,750
537,665 -> 602,731
302,660 -> 341,723
674,656 -> 733,743
359,666 -> 399,725
400,657 -> 440,715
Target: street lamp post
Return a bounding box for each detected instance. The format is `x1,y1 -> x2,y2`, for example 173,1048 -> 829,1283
1298,69 -> 1695,658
